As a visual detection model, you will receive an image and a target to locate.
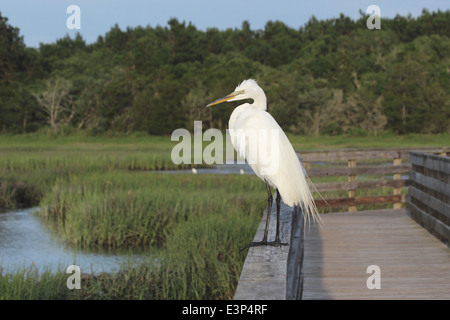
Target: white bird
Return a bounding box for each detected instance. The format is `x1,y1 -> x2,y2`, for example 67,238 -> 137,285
191,168 -> 198,174
207,79 -> 320,247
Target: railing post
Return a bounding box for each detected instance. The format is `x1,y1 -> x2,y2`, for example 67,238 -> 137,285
348,159 -> 357,212
303,161 -> 310,170
393,154 -> 402,209
286,205 -> 305,300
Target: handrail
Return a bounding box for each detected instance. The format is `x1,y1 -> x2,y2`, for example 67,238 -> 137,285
234,147 -> 449,300
233,198 -> 305,300
408,152 -> 449,246
298,146 -> 449,212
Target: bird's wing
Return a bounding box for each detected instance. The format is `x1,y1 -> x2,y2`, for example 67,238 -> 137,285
230,108 -> 270,180
231,109 -> 320,224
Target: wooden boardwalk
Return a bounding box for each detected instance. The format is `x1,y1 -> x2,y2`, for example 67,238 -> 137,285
234,149 -> 449,300
302,208 -> 450,299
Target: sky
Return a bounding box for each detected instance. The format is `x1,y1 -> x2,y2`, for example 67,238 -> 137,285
1,0 -> 449,48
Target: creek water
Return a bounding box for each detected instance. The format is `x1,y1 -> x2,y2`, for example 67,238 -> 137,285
0,163 -> 253,275
0,161 -> 403,275
0,208 -> 148,274
158,163 -> 254,175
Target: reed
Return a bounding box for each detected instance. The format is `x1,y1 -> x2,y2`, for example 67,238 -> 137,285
39,172 -> 264,248
1,133 -> 447,299
0,266 -> 69,300
0,135 -> 267,299
0,134 -> 193,210
1,172 -> 265,299
1,172 -> 264,300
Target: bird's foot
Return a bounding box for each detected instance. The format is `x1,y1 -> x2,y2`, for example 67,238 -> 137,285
240,239 -> 288,251
267,239 -> 289,247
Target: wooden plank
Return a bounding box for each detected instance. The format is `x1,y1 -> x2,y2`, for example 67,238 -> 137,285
408,152 -> 449,245
409,186 -> 450,224
302,209 -> 450,299
314,195 -> 407,208
298,147 -> 449,162
233,195 -> 295,300
410,171 -> 450,198
306,164 -> 411,177
408,202 -> 450,246
235,149 -> 450,300
410,152 -> 450,174
310,179 -> 407,192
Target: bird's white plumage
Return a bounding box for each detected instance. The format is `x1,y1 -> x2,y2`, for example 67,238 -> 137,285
226,79 -> 320,224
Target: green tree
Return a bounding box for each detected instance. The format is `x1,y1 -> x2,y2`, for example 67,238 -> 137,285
0,12 -> 32,133
1,10 -> 449,135
31,77 -> 73,133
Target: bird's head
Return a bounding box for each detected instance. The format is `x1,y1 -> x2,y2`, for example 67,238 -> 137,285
206,79 -> 267,110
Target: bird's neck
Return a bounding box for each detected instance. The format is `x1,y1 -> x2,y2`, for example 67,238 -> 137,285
251,93 -> 267,111
229,103 -> 250,130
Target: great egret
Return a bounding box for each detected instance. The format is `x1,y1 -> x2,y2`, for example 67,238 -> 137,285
207,79 -> 320,247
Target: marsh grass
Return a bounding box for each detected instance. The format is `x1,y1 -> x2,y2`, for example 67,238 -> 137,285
1,171 -> 265,299
0,134 -> 193,210
288,132 -> 450,150
39,172 -> 264,248
0,266 -> 70,300
0,172 -> 264,299
0,132 -> 447,299
0,134 -> 267,299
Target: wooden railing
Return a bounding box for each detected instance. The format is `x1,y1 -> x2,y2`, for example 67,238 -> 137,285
235,147 -> 449,300
298,147 -> 449,212
233,202 -> 304,300
408,152 -> 449,246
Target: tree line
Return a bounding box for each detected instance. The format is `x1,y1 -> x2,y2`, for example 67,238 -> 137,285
0,9 -> 449,136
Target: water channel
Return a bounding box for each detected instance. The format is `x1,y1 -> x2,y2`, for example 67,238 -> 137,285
0,163 -> 253,275
0,161 -> 404,275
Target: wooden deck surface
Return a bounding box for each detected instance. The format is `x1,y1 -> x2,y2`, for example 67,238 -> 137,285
302,208 -> 450,299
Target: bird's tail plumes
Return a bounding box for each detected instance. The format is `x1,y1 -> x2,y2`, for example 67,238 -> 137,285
273,136 -> 323,227
294,162 -> 323,228
299,167 -> 325,228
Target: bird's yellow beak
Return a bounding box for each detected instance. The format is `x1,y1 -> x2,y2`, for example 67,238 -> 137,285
206,92 -> 237,107
206,90 -> 244,107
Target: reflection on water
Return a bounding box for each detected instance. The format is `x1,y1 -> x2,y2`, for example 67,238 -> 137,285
0,163 -> 253,275
1,160 -> 408,275
159,163 -> 254,175
0,208 -> 147,274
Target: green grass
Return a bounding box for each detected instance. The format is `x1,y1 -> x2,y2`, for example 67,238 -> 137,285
0,133 -> 193,210
0,133 -> 266,299
0,266 -> 70,300
0,172 -> 264,299
39,172 -> 264,248
0,132 -> 448,299
1,176 -> 262,300
287,132 -> 450,150
38,172 -> 264,299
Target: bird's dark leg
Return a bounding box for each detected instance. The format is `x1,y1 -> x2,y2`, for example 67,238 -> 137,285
262,182 -> 273,243
270,189 -> 288,247
240,182 -> 272,250
241,183 -> 287,251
